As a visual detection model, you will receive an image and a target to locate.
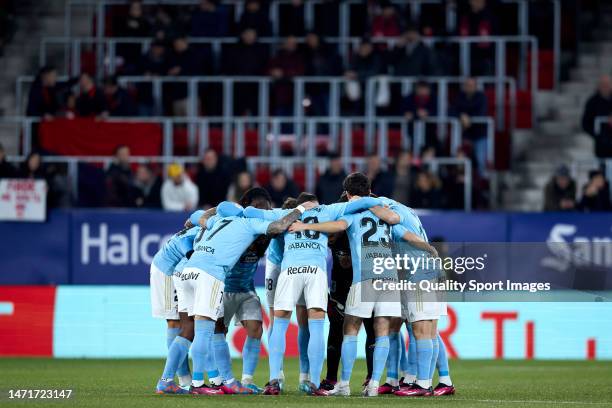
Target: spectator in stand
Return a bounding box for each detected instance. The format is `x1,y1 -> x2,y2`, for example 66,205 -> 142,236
103,76 -> 136,117
391,150 -> 417,205
75,73 -> 107,118
279,0 -> 305,36
196,148 -> 231,208
370,1 -> 402,41
302,32 -> 343,116
457,0 -> 497,75
133,164 -> 162,208
223,28 -> 269,115
0,143 -> 16,178
543,164 -> 576,211
316,152 -> 346,204
451,77 -> 488,172
116,0 -> 151,72
239,0 -> 271,36
265,169 -> 299,207
402,80 -> 438,148
578,170 -> 611,212
167,35 -> 204,116
161,163 -> 199,211
105,145 -> 135,207
343,37 -> 384,115
391,24 -> 438,76
411,169 -> 443,209
18,152 -> 45,179
190,0 -> 230,37
366,153 -> 394,198
136,40 -> 168,116
26,66 -> 68,119
268,36 -> 305,116
227,171 -> 255,203
151,6 -> 179,42
582,75 -> 612,158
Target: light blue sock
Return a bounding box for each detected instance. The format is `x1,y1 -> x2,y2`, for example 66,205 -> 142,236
387,332 -> 400,380
340,335 -> 358,382
167,327 -> 180,349
437,333 -> 450,377
213,333 -> 234,383
416,339 -> 433,382
268,317 -> 289,381
161,336 -> 191,380
429,336 -> 439,380
407,326 -> 418,376
372,335 -> 390,383
399,332 -> 409,376
298,324 -> 310,376
192,320 -> 217,385
307,319 -> 325,388
242,336 -> 261,378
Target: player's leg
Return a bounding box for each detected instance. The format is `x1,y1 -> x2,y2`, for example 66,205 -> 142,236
434,332 -> 455,395
265,259 -> 281,332
394,319 -> 436,397
403,321 -> 418,385
362,316 -> 390,396
332,314 -> 362,396
265,267 -> 302,394
296,304 -> 310,387
363,317 -> 375,385
235,291 -> 265,393
212,319 -> 233,388
379,317 -> 403,393
323,297 -> 344,389
189,269 -> 225,395
155,271 -> 189,394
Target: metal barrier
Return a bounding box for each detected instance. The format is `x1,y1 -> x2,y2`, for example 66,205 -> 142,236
5,154 -> 474,210
39,35 -> 536,93
2,114 -> 495,169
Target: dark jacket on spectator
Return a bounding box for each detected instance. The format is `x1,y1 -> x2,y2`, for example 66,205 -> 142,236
582,92 -> 612,137
402,92 -> 437,118
76,87 -> 106,117
190,4 -> 230,37
391,42 -> 437,76
26,81 -> 61,117
350,51 -> 384,80
105,163 -> 134,207
451,90 -> 488,140
303,44 -> 343,76
411,184 -> 443,209
370,169 -> 395,198
266,180 -> 299,208
268,48 -> 305,112
279,2 -> 305,36
0,158 -> 16,178
579,184 -> 611,212
222,42 -> 269,75
239,8 -> 271,36
316,169 -> 346,205
543,179 -> 576,211
105,87 -> 136,117
196,164 -> 231,208
134,177 -> 162,208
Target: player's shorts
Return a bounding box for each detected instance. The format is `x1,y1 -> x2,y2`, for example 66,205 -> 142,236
219,291 -> 263,326
265,259 -> 281,308
180,267 -> 224,319
150,263 -> 178,320
274,266 -> 328,311
344,279 -> 401,319
172,273 -> 189,314
401,286 -> 445,322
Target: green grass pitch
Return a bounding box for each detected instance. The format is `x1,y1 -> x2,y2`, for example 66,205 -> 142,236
1,358 -> 612,407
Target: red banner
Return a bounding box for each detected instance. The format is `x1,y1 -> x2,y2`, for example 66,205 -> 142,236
39,118 -> 163,156
0,286 -> 56,356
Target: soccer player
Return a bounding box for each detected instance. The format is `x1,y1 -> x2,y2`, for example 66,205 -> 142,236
180,188 -> 314,395
288,173 -> 402,397
245,192 -> 384,395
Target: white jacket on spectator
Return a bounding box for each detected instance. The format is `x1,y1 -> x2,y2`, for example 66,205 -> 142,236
161,176 -> 199,211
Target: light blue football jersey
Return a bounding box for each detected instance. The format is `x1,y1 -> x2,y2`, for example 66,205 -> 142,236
186,215 -> 272,282
379,197 -> 428,241
174,257 -> 189,274
340,210 -> 395,283
267,235 -> 284,265
224,248 -> 260,293
152,226 -> 200,276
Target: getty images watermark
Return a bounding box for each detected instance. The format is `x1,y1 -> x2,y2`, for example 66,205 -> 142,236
358,242 -> 612,302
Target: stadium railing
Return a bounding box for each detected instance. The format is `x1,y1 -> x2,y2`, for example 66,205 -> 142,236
3,115 -> 498,167
595,116 -> 611,136
4,154 -> 474,210
39,35 -> 537,94
62,0 -> 560,88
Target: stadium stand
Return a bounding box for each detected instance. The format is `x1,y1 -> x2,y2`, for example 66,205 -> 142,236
0,0 -> 611,212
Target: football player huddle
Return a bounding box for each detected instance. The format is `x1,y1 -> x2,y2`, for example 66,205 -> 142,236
149,172 -> 455,397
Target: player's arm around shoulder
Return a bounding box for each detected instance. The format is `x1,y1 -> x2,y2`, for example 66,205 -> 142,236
394,225 -> 438,257
369,204 -> 401,225
289,219 -> 349,234
265,201 -> 317,236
